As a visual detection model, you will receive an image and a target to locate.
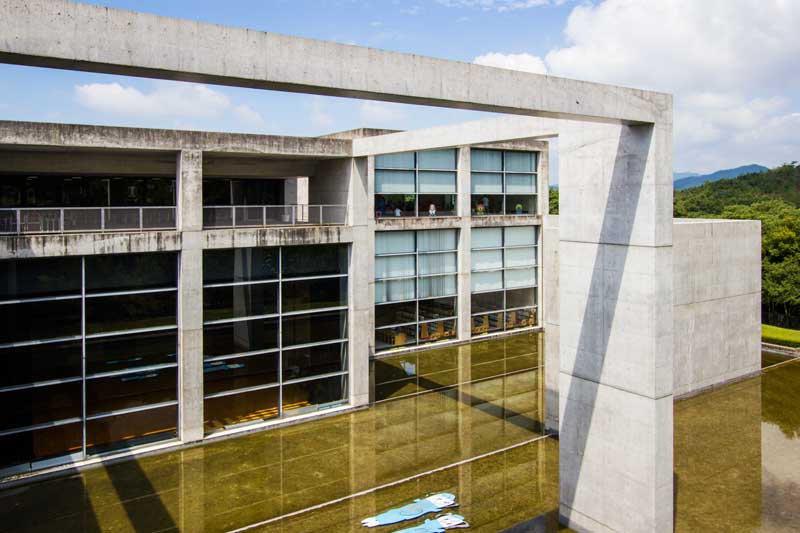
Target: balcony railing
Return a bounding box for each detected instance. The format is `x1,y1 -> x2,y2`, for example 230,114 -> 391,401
0,207 -> 176,235
203,205 -> 348,229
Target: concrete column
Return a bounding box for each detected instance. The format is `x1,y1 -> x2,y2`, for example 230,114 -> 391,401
558,120 -> 673,533
177,150 -> 204,443
457,146 -> 472,340
350,156 -> 372,407
542,214 -> 560,434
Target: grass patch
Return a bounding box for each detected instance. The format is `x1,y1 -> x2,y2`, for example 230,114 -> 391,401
763,324 -> 800,348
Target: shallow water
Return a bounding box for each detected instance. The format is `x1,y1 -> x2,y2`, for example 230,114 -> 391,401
1,335 -> 798,532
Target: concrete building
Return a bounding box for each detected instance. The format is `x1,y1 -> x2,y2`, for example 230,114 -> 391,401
0,1 -> 762,532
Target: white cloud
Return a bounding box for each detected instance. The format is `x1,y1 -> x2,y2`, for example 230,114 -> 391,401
474,52 -> 547,74
232,104 -> 267,128
401,6 -> 422,16
437,0 -> 548,11
359,101 -> 407,125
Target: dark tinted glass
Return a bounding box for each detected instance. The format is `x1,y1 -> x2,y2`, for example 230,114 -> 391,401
418,319 -> 456,344
85,292 -> 176,334
506,287 -> 536,309
418,296 -> 457,321
0,299 -> 81,344
86,367 -> 176,416
282,311 -> 347,348
86,405 -> 177,455
86,330 -> 177,375
203,179 -> 230,205
0,341 -> 82,388
203,248 -> 279,284
471,194 -> 503,215
109,177 -> 175,207
0,258 -> 81,300
282,277 -> 347,313
0,422 -> 82,470
204,353 -> 279,395
282,245 -> 347,278
506,308 -> 536,329
471,312 -> 504,336
85,253 -> 177,293
375,324 -> 417,350
204,386 -> 278,433
282,342 -> 347,381
203,318 -> 279,357
418,194 -> 457,216
203,283 -> 278,322
375,301 -> 417,328
0,381 -> 82,431
472,291 -> 505,313
282,375 -> 347,415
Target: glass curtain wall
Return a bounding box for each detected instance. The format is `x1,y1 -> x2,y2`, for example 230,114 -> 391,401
202,244 -> 349,433
375,229 -> 458,351
374,149 -> 457,218
0,253 -> 178,473
471,226 -> 538,335
470,149 -> 537,215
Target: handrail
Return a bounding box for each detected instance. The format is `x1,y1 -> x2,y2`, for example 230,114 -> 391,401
202,204 -> 348,228
0,206 -> 176,235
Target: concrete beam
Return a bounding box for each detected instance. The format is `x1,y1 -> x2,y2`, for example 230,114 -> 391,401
0,0 -> 669,124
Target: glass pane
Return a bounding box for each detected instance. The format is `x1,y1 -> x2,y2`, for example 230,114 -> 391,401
86,405 -> 177,455
86,330 -> 177,376
204,353 -> 279,395
472,270 -> 503,292
0,258 -> 81,300
375,170 -> 415,194
505,246 -> 536,268
0,422 -> 82,470
375,231 -> 415,255
416,229 -> 457,252
471,291 -> 504,314
204,387 -> 279,433
471,227 -> 503,249
203,248 -> 278,285
204,283 -> 278,322
418,296 -> 456,321
375,152 -> 414,169
505,151 -> 535,172
506,287 -> 536,309
0,382 -> 81,432
85,253 -> 176,293
418,274 -> 456,298
375,194 -> 415,218
282,244 -> 347,278
86,367 -> 176,416
471,172 -> 502,194
282,310 -> 347,348
471,312 -> 504,336
505,308 -> 537,330
505,174 -> 536,194
472,194 -> 503,215
417,149 -> 456,170
418,171 -> 456,193
505,226 -> 537,246
0,299 -> 81,344
418,194 -> 456,216
282,277 -> 347,313
283,342 -> 347,381
471,149 -> 502,171
419,251 -> 457,276
203,318 -> 279,357
375,278 -> 415,304
375,301 -> 417,327
375,254 -> 415,280
472,249 -> 503,271
375,324 -> 417,350
86,291 -> 177,334
418,319 -> 456,344
505,267 -> 536,288
282,375 -> 347,416
0,341 -> 81,388
505,195 -> 536,215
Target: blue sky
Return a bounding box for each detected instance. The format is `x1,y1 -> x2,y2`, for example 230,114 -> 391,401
1,0 -> 798,179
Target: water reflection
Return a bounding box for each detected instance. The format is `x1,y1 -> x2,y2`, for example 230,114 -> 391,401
0,332 -> 552,533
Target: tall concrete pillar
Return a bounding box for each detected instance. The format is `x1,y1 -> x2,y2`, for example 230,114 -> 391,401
558,119 -> 673,532
457,146 -> 472,341
177,149 -> 204,443
350,156 -> 372,407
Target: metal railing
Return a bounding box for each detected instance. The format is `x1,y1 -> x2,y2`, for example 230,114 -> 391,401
0,207 -> 176,235
203,205 -> 348,228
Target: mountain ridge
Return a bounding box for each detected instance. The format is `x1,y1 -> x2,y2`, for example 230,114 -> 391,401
674,164 -> 768,190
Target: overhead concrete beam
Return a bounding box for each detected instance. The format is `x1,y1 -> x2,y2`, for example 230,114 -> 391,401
352,116 -> 558,156
0,0 -> 669,124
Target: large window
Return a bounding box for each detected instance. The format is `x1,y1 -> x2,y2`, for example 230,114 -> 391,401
0,253 -> 178,473
471,227 -> 538,336
375,230 -> 458,351
202,244 -> 348,434
374,149 -> 457,218
470,149 -> 537,216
